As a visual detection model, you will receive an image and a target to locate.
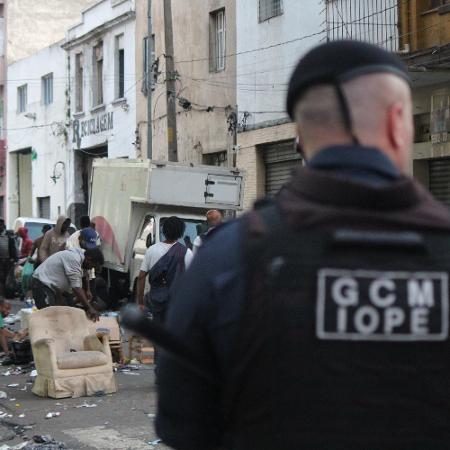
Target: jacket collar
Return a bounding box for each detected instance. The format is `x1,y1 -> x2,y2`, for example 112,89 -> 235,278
308,145 -> 400,185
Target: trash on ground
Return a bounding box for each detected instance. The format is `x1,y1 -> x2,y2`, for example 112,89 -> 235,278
45,412 -> 60,419
22,434 -> 67,450
0,391 -> 7,399
75,403 -> 97,408
29,370 -> 37,378
9,398 -> 16,401
7,384 -> 19,388
18,414 -> 25,418
148,439 -> 162,446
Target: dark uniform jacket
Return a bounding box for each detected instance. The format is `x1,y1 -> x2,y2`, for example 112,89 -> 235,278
156,145 -> 450,450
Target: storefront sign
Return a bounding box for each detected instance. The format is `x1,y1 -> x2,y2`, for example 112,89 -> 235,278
72,111 -> 114,150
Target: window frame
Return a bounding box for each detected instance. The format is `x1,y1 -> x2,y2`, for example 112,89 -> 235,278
210,8 -> 226,73
17,84 -> 27,113
115,34 -> 125,100
75,53 -> 84,112
259,0 -> 283,22
37,196 -> 51,219
92,42 -> 104,107
42,73 -> 53,106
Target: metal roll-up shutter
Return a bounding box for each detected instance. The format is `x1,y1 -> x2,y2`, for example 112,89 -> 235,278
263,140 -> 301,196
429,158 -> 450,208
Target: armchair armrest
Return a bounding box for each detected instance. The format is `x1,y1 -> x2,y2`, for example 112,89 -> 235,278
33,338 -> 55,347
84,333 -> 110,355
31,338 -> 57,376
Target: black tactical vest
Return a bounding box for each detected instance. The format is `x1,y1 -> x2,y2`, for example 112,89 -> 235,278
225,206 -> 450,450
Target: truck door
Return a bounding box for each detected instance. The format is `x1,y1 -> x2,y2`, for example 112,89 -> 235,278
205,174 -> 242,206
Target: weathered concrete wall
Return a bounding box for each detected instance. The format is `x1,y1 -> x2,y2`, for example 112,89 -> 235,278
136,0 -> 236,163
6,0 -> 97,64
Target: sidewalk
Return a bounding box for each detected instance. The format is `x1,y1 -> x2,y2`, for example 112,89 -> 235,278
0,363 -> 171,449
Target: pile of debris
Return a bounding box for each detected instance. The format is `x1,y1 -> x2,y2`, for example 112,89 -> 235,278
0,434 -> 66,450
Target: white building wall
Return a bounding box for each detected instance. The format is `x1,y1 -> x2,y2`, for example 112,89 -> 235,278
6,41 -> 68,223
236,0 -> 323,129
64,0 -> 136,214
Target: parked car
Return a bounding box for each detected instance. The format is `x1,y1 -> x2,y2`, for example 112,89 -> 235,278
12,217 -> 76,241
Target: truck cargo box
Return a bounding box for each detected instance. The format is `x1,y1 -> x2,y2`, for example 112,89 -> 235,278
89,159 -> 245,273
147,161 -> 244,210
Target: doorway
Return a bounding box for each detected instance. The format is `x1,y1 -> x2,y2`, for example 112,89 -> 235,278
74,145 -> 108,226
17,150 -> 32,217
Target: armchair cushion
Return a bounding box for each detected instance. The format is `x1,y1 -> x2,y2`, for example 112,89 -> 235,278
57,351 -> 108,370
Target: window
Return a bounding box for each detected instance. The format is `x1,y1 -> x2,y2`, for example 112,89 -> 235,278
210,9 -> 226,72
75,53 -> 84,112
37,197 -> 50,219
142,35 -> 156,96
159,218 -> 207,248
93,42 -> 103,106
42,73 -> 53,106
17,84 -> 27,113
203,151 -> 227,167
139,214 -> 155,247
115,34 -> 125,99
259,0 -> 283,22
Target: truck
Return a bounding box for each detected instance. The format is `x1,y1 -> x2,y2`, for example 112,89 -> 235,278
89,159 -> 245,301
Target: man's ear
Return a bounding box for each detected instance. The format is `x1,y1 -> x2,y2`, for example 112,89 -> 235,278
387,102 -> 405,151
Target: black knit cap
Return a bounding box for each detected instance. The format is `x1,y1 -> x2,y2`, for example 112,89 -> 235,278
286,40 -> 410,119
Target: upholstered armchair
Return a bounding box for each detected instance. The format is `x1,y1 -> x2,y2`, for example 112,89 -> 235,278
29,306 -> 117,398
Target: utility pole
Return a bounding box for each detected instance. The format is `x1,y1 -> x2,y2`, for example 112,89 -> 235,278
147,0 -> 153,159
163,0 -> 178,162
226,105 -> 238,168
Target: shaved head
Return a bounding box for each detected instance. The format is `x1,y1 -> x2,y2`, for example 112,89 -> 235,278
294,73 -> 413,172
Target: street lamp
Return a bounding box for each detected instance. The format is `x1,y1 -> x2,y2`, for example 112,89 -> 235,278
51,161 -> 67,216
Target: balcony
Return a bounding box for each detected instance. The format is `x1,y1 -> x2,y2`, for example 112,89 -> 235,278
325,0 -> 400,51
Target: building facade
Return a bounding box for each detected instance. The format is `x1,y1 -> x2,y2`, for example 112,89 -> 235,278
135,0 -> 236,164
0,1 -> 5,217
63,0 -> 137,223
326,0 -> 450,208
3,0 -> 97,224
399,0 -> 450,208
6,42 -> 68,221
236,0 -> 323,209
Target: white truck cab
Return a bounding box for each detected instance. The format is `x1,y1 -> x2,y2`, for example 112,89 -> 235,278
89,159 -> 245,300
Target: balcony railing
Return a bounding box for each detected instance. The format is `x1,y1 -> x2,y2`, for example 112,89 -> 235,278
325,0 -> 400,52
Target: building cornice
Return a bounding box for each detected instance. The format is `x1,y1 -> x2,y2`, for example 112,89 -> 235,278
62,10 -> 135,50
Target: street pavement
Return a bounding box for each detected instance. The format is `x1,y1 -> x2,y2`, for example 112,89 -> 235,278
0,364 -> 172,449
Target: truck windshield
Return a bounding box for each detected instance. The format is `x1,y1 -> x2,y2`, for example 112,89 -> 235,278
159,218 -> 207,249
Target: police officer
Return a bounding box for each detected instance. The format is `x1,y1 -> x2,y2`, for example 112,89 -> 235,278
155,41 -> 450,450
